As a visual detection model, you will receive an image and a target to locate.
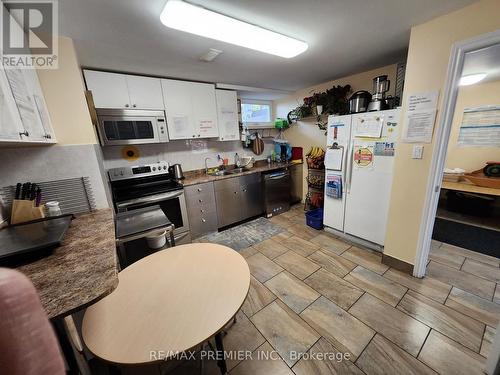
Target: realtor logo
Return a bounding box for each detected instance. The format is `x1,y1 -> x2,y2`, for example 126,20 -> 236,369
1,0 -> 58,69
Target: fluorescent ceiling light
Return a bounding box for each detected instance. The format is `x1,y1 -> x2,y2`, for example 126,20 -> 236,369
160,0 -> 308,58
459,73 -> 487,86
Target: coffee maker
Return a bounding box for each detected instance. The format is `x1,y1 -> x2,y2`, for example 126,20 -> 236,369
367,75 -> 390,112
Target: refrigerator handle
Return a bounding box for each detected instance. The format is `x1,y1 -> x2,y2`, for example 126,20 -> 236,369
345,140 -> 354,193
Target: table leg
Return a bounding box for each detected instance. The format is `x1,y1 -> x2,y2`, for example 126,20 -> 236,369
52,319 -> 79,375
169,230 -> 175,247
214,332 -> 227,375
117,242 -> 128,268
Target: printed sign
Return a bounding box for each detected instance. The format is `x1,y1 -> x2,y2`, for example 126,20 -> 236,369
353,146 -> 374,168
1,0 -> 58,69
374,142 -> 395,157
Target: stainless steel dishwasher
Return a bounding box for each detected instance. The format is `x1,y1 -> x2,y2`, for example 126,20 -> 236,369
263,169 -> 291,217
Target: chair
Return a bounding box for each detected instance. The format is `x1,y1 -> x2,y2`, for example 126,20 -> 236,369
0,268 -> 65,375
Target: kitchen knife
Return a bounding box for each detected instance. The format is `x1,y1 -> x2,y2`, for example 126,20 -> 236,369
35,187 -> 42,207
29,184 -> 37,200
25,183 -> 31,200
21,183 -> 27,200
15,183 -> 21,199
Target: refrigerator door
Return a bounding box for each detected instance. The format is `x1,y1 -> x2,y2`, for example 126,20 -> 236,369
344,109 -> 400,245
323,115 -> 352,231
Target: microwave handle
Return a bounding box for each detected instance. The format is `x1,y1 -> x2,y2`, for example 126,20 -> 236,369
116,190 -> 183,210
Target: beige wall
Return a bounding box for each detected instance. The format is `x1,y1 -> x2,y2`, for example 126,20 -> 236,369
384,0 -> 500,265
36,37 -> 97,145
445,79 -> 500,171
274,64 -> 398,199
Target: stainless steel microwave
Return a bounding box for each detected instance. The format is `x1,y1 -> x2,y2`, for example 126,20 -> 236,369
96,109 -> 169,146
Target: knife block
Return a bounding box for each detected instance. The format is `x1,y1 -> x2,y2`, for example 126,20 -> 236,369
10,200 -> 45,225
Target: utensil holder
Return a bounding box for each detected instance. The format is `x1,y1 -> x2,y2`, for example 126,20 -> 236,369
10,200 -> 45,225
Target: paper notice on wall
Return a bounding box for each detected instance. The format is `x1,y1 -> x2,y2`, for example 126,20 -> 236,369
221,107 -> 237,139
458,106 -> 500,147
173,116 -> 189,133
325,147 -> 343,171
402,91 -> 439,143
199,120 -> 216,135
353,145 -> 374,169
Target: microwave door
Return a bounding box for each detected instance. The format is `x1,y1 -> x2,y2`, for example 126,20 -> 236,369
98,116 -> 160,146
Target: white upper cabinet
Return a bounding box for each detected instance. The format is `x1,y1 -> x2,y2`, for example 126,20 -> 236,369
84,70 -> 163,110
161,79 -> 219,139
0,67 -> 55,144
125,75 -> 164,109
215,90 -> 239,141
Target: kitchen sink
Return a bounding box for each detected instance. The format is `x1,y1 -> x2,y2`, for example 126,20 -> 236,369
208,170 -> 233,176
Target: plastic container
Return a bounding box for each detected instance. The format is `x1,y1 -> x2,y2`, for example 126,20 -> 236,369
45,201 -> 62,217
146,230 -> 167,249
305,208 -> 324,230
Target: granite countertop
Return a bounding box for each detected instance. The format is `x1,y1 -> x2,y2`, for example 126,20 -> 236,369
16,209 -> 118,320
182,160 -> 303,186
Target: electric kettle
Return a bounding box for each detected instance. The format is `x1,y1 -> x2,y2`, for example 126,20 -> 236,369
168,164 -> 184,180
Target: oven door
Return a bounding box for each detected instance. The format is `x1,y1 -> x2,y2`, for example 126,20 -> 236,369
98,115 -> 160,146
115,190 -> 190,236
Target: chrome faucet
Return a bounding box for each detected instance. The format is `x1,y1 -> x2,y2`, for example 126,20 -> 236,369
204,157 -> 212,174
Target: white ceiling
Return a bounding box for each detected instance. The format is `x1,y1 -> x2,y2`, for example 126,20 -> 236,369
463,43 -> 500,83
60,0 -> 476,91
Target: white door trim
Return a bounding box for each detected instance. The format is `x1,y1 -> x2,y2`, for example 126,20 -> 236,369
413,29 -> 500,279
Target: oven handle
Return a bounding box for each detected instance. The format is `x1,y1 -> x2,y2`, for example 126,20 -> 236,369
116,190 -> 184,210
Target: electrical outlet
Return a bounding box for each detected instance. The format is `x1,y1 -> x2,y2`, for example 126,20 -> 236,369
412,145 -> 424,159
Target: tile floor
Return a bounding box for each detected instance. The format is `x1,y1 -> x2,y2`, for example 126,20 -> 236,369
126,204 -> 500,375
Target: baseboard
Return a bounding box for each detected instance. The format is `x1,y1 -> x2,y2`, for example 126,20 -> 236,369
382,254 -> 414,275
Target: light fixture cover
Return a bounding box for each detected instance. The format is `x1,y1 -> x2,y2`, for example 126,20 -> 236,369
160,0 -> 308,58
459,73 -> 487,86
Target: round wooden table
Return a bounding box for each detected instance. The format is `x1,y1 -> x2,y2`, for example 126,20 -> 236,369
82,243 -> 250,373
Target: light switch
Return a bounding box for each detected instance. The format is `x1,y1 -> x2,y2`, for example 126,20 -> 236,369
412,145 -> 424,159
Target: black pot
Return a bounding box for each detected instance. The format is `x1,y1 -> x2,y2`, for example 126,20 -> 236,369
348,91 -> 372,114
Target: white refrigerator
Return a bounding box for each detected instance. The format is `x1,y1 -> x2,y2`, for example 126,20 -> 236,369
323,109 -> 400,246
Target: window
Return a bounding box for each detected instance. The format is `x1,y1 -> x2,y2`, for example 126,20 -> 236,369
241,99 -> 272,126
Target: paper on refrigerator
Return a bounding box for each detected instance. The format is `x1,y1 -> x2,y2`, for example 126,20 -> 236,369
402,91 -> 439,143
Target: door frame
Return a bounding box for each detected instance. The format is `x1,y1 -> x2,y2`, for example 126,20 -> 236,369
413,29 -> 500,278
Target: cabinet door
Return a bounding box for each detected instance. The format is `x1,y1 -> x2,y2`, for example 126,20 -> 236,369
161,79 -> 196,139
126,75 -> 163,110
216,89 -> 239,141
24,69 -> 56,142
214,178 -> 241,228
4,68 -> 46,141
84,70 -> 130,109
191,82 -> 218,138
0,69 -> 24,142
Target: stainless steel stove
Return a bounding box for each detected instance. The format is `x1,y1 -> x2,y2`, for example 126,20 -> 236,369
108,161 -> 191,244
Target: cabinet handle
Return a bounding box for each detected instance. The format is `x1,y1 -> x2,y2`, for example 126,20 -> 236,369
198,199 -> 203,203
19,130 -> 29,137
125,104 -> 130,108
234,191 -> 238,194
192,135 -> 196,137
202,218 -> 206,223
197,188 -> 202,192
132,104 -> 137,108
43,134 -> 52,139
198,134 -> 201,137
243,189 -> 247,192
200,209 -> 205,213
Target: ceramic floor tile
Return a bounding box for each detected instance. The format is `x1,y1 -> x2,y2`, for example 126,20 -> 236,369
304,268 -> 364,310
345,266 -> 407,307
241,276 -> 276,318
273,251 -> 320,280
253,239 -> 290,260
356,334 -> 437,375
264,272 -> 320,314
445,287 -> 500,327
384,268 -> 452,304
397,290 -> 484,352
495,284 -> 500,304
229,342 -> 294,375
480,325 -> 496,358
272,231 -> 294,241
309,234 -> 351,255
286,223 -> 320,240
308,250 -> 357,278
429,245 -> 466,269
426,261 -> 495,300
341,247 -> 389,275
300,296 -> 375,360
349,293 -> 429,356
250,301 -> 320,367
238,247 -> 258,259
289,214 -> 306,225
418,330 -> 486,375
269,215 -> 292,228
462,258 -> 500,283
431,240 -> 442,251
440,243 -> 500,267
246,253 -> 284,283
292,337 -> 364,375
279,236 -> 320,257
223,311 -> 266,370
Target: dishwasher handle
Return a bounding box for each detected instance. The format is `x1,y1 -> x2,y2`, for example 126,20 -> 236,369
264,171 -> 290,180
